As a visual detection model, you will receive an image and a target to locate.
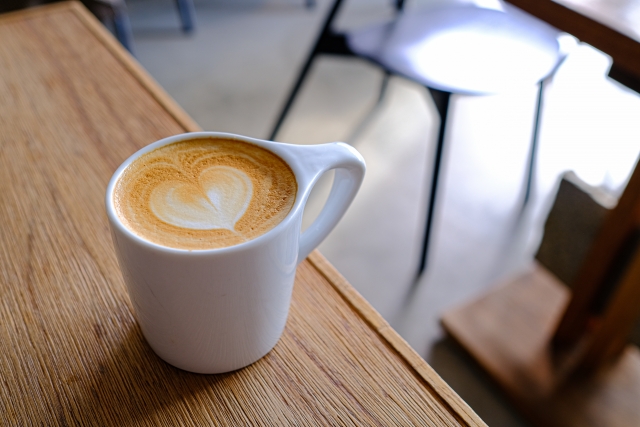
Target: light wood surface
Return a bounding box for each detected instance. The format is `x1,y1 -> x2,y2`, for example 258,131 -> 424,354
442,263 -> 640,427
0,3 -> 484,425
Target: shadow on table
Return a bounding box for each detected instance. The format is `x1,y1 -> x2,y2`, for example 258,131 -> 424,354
427,337 -> 532,427
64,322 -> 233,425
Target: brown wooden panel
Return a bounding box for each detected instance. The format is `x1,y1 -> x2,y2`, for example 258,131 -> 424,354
506,0 -> 640,80
443,264 -> 640,427
579,242 -> 640,371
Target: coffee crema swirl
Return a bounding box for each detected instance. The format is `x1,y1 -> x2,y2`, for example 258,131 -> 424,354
114,138 -> 297,250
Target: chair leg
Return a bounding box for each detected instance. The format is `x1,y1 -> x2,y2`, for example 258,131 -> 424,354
112,6 -> 135,54
377,70 -> 391,103
415,88 -> 452,281
489,81 -> 546,285
521,80 -> 545,209
269,48 -> 318,141
410,82 -> 544,287
175,0 -> 196,33
269,0 -> 346,141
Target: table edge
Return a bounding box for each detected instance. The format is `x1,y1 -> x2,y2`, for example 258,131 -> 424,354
5,4 -> 485,425
505,0 -> 640,79
307,252 -> 486,427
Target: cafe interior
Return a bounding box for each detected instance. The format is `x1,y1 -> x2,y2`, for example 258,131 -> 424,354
3,0 -> 640,425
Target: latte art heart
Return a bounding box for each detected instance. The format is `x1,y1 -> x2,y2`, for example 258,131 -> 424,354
149,166 -> 253,231
114,138 -> 297,250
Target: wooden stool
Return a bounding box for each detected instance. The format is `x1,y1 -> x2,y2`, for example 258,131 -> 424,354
443,166 -> 640,426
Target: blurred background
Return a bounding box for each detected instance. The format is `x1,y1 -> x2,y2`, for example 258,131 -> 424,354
9,0 -> 640,424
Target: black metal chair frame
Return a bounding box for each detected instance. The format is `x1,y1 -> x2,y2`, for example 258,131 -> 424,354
270,0 -> 547,285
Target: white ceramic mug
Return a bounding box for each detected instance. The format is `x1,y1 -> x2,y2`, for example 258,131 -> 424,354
105,132 -> 366,373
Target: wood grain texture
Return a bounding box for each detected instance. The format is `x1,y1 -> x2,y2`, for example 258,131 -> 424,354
307,253 -> 484,427
0,3 -> 484,426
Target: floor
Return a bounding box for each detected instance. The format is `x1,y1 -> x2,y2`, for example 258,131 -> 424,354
123,0 -> 640,425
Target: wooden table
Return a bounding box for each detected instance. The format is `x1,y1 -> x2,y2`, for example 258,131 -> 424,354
506,0 -> 640,91
0,3 -> 484,426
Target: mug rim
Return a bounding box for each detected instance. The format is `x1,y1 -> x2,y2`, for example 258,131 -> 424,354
105,131 -> 310,255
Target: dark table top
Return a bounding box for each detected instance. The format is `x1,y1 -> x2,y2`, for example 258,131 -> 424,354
506,0 -> 640,89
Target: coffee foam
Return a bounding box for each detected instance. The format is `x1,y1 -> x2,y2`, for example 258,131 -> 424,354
114,138 -> 297,250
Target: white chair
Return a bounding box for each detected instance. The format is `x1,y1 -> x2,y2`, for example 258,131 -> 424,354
270,0 -> 570,282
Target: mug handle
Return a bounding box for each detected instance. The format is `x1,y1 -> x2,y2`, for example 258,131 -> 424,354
295,142 -> 366,262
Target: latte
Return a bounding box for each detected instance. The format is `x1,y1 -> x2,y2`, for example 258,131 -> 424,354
113,138 -> 297,250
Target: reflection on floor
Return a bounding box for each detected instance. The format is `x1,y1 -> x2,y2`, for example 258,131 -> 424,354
126,0 -> 640,425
